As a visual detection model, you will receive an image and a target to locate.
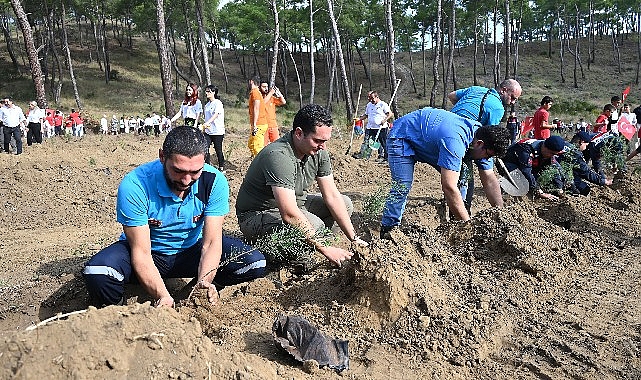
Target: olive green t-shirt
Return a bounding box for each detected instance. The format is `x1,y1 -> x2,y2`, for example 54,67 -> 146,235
235,131 -> 332,219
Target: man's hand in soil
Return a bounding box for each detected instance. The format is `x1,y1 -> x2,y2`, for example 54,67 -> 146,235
198,280 -> 219,305
154,295 -> 174,308
539,192 -> 558,201
319,246 -> 353,267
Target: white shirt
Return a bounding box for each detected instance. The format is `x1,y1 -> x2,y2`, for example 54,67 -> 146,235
1,105 -> 26,128
364,101 -> 391,129
26,107 -> 45,123
203,99 -> 225,135
100,117 -> 108,130
181,99 -> 203,120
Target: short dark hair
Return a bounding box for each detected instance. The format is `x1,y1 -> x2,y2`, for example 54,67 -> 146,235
475,126 -> 511,157
293,104 -> 333,135
603,104 -> 616,113
541,96 -> 553,105
162,126 -> 208,159
611,96 -> 621,103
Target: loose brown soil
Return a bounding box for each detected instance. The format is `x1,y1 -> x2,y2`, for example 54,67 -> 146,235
1,131 -> 640,379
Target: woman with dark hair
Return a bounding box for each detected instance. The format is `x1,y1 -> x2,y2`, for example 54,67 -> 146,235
170,83 -> 202,127
201,85 -> 225,171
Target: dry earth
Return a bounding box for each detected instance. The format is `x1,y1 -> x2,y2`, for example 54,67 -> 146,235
1,129 -> 641,379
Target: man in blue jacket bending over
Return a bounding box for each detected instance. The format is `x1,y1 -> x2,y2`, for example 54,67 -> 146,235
380,107 -> 510,238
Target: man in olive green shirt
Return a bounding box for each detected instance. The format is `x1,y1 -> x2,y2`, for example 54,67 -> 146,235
236,104 -> 367,266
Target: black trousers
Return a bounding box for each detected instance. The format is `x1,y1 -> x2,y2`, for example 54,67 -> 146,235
205,134 -> 225,168
27,122 -> 42,145
3,126 -> 22,154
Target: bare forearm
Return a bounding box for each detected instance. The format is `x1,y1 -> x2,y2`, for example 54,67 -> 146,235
324,193 -> 356,240
443,185 -> 469,221
198,243 -> 221,284
479,170 -> 504,207
132,255 -> 170,299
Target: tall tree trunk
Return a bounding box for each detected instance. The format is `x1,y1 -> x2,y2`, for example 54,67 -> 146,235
195,0 -> 211,85
10,0 -> 47,107
44,4 -> 63,105
156,0 -> 175,116
430,0 -> 442,107
326,0 -> 353,118
421,27 -> 427,97
558,8 -> 565,83
210,22 -> 228,92
512,0 -> 524,77
0,12 -> 21,74
634,12 -> 641,85
269,0 -> 280,86
326,39 -> 336,110
442,2 -> 455,108
493,0 -> 500,87
385,0 -> 399,117
504,0 -> 511,79
281,38 -> 303,108
309,0 -> 316,103
588,0 -> 594,68
91,17 -> 103,71
473,15 -> 478,85
611,22 -> 622,74
101,14 -> 111,83
61,3 -> 82,109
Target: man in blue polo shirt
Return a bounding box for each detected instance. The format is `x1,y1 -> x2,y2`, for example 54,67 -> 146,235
380,107 -> 510,238
446,79 -> 522,212
448,79 -> 522,126
83,126 -> 267,307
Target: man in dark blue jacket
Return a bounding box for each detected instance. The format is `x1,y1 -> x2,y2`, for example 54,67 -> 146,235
502,135 -> 569,200
563,131 -> 613,195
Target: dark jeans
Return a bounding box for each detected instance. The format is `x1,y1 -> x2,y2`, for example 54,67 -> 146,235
3,126 -> 22,154
27,122 -> 42,145
365,128 -> 388,159
153,124 -> 160,137
82,237 -> 267,306
205,133 -> 225,168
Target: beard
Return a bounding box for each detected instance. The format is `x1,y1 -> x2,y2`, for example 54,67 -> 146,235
163,162 -> 194,193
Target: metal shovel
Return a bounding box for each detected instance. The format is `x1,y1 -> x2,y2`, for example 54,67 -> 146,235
498,167 -> 529,196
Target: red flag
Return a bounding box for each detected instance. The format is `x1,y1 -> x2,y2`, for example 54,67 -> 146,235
520,116 -> 534,136
618,114 -> 636,141
622,86 -> 631,102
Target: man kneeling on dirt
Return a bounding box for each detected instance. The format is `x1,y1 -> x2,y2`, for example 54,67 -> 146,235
380,107 -> 510,238
502,135 -> 570,200
236,104 -> 367,267
83,126 -> 267,307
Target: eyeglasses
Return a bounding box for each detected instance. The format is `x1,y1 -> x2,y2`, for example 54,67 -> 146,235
205,90 -> 213,93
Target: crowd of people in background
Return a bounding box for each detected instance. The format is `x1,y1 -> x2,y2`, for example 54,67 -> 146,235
0,96 -> 89,155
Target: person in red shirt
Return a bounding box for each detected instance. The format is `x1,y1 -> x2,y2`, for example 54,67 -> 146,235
53,111 -> 64,136
533,96 -> 555,139
593,104 -> 615,133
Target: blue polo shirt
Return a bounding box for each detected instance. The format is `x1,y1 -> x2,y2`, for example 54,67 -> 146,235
451,86 -> 504,127
388,107 -> 493,171
116,159 -> 229,255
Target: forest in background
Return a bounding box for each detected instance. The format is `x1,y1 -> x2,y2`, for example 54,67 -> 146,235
1,0 -> 641,123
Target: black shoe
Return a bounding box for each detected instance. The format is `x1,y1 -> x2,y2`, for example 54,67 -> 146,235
380,225 -> 394,239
